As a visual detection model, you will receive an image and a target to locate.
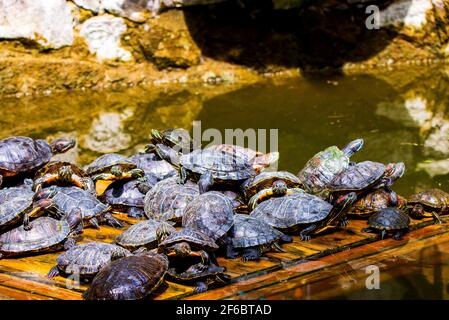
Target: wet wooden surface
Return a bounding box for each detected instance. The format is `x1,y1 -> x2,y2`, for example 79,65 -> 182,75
0,214 -> 446,300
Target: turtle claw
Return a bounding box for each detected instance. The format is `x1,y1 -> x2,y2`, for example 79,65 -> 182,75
194,282 -> 208,293
299,233 -> 311,242
47,266 -> 60,278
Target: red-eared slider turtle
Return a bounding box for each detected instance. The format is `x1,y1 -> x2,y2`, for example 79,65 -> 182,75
128,153 -> 177,183
226,214 -> 292,261
167,262 -> 231,293
0,210 -> 82,259
250,191 -> 357,241
148,128 -> 194,153
347,189 -> 406,219
179,149 -> 256,194
48,242 -> 132,279
206,144 -> 279,173
84,153 -> 144,182
242,171 -> 302,200
363,207 -> 410,240
407,188 -> 449,224
144,176 -> 199,225
297,139 -> 364,196
158,227 -> 218,264
0,187 -> 35,231
0,136 -> 75,188
102,179 -> 148,218
83,252 -> 169,300
32,161 -> 94,193
31,186 -> 123,229
182,191 -> 235,243
115,219 -> 176,251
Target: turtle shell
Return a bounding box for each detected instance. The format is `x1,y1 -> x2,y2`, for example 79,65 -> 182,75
159,227 -> 219,252
0,217 -> 70,257
104,180 -> 146,208
347,189 -> 392,218
368,207 -> 410,231
151,128 -> 192,151
329,161 -> 386,192
242,171 -> 302,199
115,220 -> 176,251
408,188 -> 449,211
144,177 -> 199,223
83,252 -> 169,300
180,149 -> 255,182
0,136 -> 52,176
0,187 -> 34,230
55,242 -> 131,277
84,154 -> 136,175
182,191 -> 235,241
230,214 -> 285,248
250,191 -> 333,230
129,153 -> 177,181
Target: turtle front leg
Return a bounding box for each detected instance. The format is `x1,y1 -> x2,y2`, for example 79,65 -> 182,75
338,216 -> 350,227
299,224 -> 318,241
100,212 -> 123,229
47,266 -> 60,278
194,281 -> 209,293
431,211 -> 443,224
241,247 -> 261,261
362,227 -> 374,233
127,207 -> 145,219
198,171 -> 214,194
224,243 -> 239,259
392,230 -> 404,241
178,167 -> 188,184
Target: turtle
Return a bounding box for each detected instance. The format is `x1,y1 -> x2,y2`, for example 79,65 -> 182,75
226,214 -> 292,261
115,219 -> 176,252
250,190 -> 357,241
0,136 -> 76,188
82,252 -> 169,300
32,161 -> 94,193
0,209 -> 83,259
347,188 -> 407,219
158,227 -> 219,264
166,261 -> 231,293
297,138 -> 364,196
47,242 -> 132,279
30,186 -> 123,229
0,187 -> 35,231
407,188 -> 449,224
329,161 -> 405,204
84,153 -> 144,182
147,128 -> 194,154
242,171 -> 303,201
182,191 -> 235,243
206,144 -> 279,173
179,149 -> 256,194
128,153 -> 177,182
362,207 -> 410,240
144,176 -> 199,225
102,179 -> 148,218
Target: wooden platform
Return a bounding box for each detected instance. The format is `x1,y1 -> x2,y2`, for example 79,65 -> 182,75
0,214 -> 447,300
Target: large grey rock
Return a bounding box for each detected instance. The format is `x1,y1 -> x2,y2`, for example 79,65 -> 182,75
0,0 -> 74,49
74,0 -> 153,22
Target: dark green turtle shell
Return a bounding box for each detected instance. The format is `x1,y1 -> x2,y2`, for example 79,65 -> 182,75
180,149 -> 255,182
0,217 -> 71,257
230,214 -> 286,249
250,191 -> 333,230
0,187 -> 34,230
407,188 -> 449,210
329,161 -> 386,192
158,228 -> 219,252
115,220 -> 176,251
242,171 -> 302,199
368,207 -> 410,231
182,191 -> 235,241
0,136 -> 53,176
84,153 -> 136,175
55,242 -> 131,276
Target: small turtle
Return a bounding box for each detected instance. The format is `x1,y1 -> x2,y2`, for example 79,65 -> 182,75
206,144 -> 279,173
297,139 -> 364,196
115,219 -> 176,252
179,149 -> 256,194
0,136 -> 75,188
242,171 -> 302,200
147,128 -> 193,153
84,153 -> 144,182
347,189 -> 406,219
250,191 -> 357,241
48,242 -> 132,279
226,214 -> 292,261
102,179 -> 148,218
407,188 -> 449,224
0,209 -> 82,259
0,187 -> 35,231
83,252 -> 169,300
363,207 -> 410,240
144,176 -> 199,225
32,161 -> 94,193
182,191 -> 235,243
158,227 -> 218,264
167,261 -> 231,293
30,186 -> 123,229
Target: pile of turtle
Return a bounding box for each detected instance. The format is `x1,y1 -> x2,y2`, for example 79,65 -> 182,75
0,130 -> 448,300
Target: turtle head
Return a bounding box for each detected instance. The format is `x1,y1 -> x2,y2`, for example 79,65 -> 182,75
150,129 -> 163,144
58,166 -> 74,183
33,185 -> 58,202
384,162 -> 405,186
172,242 -> 191,257
342,139 -> 364,157
110,165 -> 123,177
156,223 -> 173,244
50,138 -> 76,154
334,192 -> 357,211
65,208 -> 84,234
410,204 -> 425,219
272,180 -> 288,197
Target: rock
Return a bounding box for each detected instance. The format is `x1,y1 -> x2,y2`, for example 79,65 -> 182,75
74,0 -> 153,22
79,15 -> 133,62
0,0 -> 74,49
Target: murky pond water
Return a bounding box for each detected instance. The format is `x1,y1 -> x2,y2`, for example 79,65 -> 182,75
2,66 -> 449,299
